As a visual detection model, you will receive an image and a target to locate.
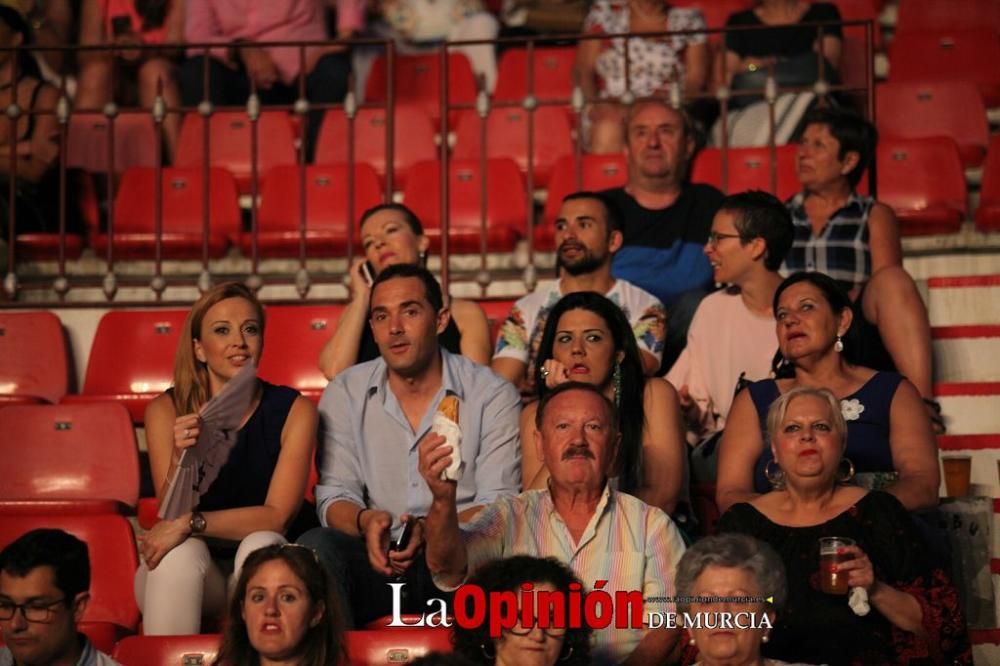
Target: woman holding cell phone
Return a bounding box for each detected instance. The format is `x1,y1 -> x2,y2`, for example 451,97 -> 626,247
715,386 -> 970,665
318,203 -> 492,379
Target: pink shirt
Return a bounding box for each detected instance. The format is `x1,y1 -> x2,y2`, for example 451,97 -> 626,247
185,0 -> 328,84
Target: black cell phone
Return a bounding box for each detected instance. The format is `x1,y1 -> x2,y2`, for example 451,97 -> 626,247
111,15 -> 131,37
391,519 -> 414,552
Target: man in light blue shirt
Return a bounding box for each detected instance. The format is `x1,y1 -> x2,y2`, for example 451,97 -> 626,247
299,263 -> 521,626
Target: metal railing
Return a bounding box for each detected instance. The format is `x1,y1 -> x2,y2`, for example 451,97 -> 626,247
0,19 -> 876,306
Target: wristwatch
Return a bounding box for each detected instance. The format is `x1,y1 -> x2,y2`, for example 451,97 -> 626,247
189,511 -> 207,535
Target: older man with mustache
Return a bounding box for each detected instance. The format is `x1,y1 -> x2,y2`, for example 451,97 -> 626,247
492,191 -> 666,396
420,382 -> 687,664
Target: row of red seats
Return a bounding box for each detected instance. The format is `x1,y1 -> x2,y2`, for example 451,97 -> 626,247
25,130 -> 995,261
0,304 -> 515,421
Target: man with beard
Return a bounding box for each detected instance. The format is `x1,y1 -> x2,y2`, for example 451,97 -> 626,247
492,191 -> 665,395
420,382 -> 686,664
605,98 -> 724,372
299,263 -> 521,627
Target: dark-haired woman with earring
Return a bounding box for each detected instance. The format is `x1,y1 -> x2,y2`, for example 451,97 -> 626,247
521,291 -> 687,516
318,203 -> 492,379
452,556 -> 592,666
716,272 -> 940,514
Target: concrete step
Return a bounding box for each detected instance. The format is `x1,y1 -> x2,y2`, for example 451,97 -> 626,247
936,383 -> 1000,435
927,276 -> 1000,327
933,326 -> 1000,383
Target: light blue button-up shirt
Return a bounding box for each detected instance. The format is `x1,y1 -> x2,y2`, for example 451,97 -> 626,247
315,349 -> 522,538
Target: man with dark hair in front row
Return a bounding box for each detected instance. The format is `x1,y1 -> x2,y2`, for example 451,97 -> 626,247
300,263 -> 522,627
0,529 -> 120,666
420,382 -> 686,664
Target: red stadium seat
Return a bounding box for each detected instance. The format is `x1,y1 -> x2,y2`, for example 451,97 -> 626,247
539,154 -> 629,250
345,628 -> 453,665
0,311 -> 69,405
364,53 -> 478,125
247,164 -> 382,258
112,634 -> 220,666
175,111 -> 297,194
315,105 -> 437,190
91,167 -> 241,260
478,299 -> 516,348
691,144 -> 800,200
0,403 -> 138,512
258,304 -> 343,402
15,233 -> 84,261
876,136 -> 967,236
452,106 -> 573,187
895,0 -> 1000,35
66,113 -> 159,175
402,158 -> 529,253
976,135 -> 1000,233
494,47 -> 577,102
0,513 -> 140,652
889,29 -> 1000,107
876,81 -> 989,168
62,309 -> 187,422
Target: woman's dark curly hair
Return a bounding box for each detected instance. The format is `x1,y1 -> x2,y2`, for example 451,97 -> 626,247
452,556 -> 592,666
534,291 -> 646,494
214,544 -> 346,666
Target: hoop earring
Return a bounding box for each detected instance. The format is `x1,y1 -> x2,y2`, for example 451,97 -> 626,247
764,459 -> 785,490
559,645 -> 574,662
613,360 -> 622,408
834,335 -> 844,353
837,457 -> 856,484
480,642 -> 496,661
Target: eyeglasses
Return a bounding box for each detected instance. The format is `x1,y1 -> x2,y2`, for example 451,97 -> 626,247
0,598 -> 67,623
707,231 -> 743,246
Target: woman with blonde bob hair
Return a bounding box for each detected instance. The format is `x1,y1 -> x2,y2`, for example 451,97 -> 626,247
716,386 -> 970,665
136,282 -> 319,635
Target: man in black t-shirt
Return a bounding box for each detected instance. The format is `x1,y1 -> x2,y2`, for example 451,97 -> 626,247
606,97 -> 724,372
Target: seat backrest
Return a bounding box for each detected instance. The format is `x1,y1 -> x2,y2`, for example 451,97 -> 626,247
0,403 -> 138,509
0,311 -> 69,403
980,135 -> 1000,208
258,164 -> 383,232
0,513 -> 140,631
691,144 -> 799,201
113,167 -> 241,235
542,154 -> 629,223
112,634 -> 221,666
895,0 -> 1000,34
315,106 -> 438,187
364,53 -> 478,123
81,310 -> 187,397
403,158 -> 529,235
876,81 -> 989,162
876,136 -> 967,215
452,107 -> 574,184
889,29 -> 1000,98
258,304 -> 344,398
65,113 -> 159,175
175,111 -> 297,185
345,628 -> 453,666
494,47 -> 577,102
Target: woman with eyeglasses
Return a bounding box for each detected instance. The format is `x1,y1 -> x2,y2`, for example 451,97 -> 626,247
667,191 -> 791,483
452,556 -> 591,666
215,543 -> 347,666
137,282 -> 319,635
318,203 -> 492,379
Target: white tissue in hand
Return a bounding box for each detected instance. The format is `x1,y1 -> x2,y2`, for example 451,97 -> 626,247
432,413 -> 464,481
848,587 -> 870,616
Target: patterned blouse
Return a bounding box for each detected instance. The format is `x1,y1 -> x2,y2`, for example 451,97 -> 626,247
584,1 -> 706,99
784,191 -> 874,293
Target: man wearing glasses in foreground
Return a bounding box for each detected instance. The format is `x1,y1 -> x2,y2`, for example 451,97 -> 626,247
0,529 -> 120,666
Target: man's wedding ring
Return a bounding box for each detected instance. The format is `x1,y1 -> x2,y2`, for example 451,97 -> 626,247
540,367 -> 550,378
